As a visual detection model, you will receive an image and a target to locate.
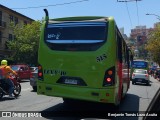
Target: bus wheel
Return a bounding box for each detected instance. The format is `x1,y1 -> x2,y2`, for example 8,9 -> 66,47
121,86 -> 124,102
63,98 -> 77,106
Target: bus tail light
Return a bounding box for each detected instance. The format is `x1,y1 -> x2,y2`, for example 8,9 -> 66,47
38,64 -> 44,80
106,77 -> 112,82
103,66 -> 115,86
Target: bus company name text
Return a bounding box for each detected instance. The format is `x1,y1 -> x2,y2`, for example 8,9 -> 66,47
1,112 -> 42,118
44,69 -> 66,76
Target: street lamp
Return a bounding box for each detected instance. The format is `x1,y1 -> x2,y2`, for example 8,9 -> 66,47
146,13 -> 160,20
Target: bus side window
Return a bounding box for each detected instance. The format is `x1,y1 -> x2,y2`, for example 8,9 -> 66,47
116,31 -> 122,63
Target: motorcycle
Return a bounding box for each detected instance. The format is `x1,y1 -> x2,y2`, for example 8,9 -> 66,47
157,75 -> 160,81
0,75 -> 21,99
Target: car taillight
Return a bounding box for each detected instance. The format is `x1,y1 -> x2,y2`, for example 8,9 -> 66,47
30,72 -> 33,78
145,74 -> 149,77
38,64 -> 43,80
103,66 -> 115,86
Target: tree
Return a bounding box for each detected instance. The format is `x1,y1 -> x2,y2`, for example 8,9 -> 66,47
7,21 -> 41,66
145,26 -> 160,66
138,44 -> 148,59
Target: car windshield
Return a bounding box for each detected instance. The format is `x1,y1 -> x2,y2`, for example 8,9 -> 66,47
134,69 -> 146,74
30,68 -> 35,72
11,66 -> 19,71
30,67 -> 38,72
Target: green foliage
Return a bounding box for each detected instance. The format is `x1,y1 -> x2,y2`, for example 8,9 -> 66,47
138,44 -> 148,59
145,26 -> 160,65
7,21 -> 41,65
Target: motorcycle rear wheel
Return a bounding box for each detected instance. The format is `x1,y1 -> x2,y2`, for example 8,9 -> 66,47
13,83 -> 21,97
0,88 -> 4,99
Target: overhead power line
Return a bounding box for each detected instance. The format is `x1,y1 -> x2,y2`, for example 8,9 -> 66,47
117,0 -> 142,29
11,0 -> 89,10
117,0 -> 142,2
125,2 -> 133,28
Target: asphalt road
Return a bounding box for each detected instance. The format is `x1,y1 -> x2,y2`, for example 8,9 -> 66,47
0,76 -> 159,120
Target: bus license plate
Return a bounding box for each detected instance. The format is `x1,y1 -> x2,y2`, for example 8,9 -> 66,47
138,79 -> 142,81
64,79 -> 78,85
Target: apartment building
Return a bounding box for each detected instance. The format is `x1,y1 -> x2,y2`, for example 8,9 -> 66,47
0,4 -> 34,59
130,26 -> 154,46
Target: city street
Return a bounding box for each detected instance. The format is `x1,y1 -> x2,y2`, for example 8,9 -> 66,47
0,1 -> 160,120
0,76 -> 159,120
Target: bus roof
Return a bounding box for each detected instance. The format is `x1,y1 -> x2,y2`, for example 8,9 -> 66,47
49,16 -> 113,22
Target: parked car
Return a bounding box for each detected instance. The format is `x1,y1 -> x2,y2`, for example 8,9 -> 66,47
132,69 -> 150,85
10,64 -> 32,82
30,67 -> 38,91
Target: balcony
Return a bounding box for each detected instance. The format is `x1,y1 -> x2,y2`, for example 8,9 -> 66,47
0,20 -> 6,29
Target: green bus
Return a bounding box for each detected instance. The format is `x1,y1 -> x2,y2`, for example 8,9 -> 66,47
37,9 -> 133,106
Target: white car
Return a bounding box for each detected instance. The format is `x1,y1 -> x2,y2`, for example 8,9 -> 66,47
132,69 -> 150,85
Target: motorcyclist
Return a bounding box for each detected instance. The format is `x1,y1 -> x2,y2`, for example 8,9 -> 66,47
0,60 -> 17,98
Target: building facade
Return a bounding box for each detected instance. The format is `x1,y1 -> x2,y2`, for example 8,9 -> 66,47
0,4 -> 34,59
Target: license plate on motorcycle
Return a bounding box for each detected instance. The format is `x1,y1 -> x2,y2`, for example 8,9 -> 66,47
64,79 -> 78,85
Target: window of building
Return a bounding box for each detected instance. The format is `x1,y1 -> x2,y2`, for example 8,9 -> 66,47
24,21 -> 27,25
8,34 -> 13,41
0,11 -> 2,27
0,31 -> 2,43
0,11 -> 2,21
9,15 -> 14,22
15,17 -> 18,25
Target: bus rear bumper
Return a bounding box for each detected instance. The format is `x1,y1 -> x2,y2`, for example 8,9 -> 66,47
37,82 -> 118,104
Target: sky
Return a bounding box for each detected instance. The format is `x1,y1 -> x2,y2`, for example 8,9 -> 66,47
0,0 -> 160,36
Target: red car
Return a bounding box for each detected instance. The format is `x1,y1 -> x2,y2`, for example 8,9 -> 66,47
10,64 -> 32,82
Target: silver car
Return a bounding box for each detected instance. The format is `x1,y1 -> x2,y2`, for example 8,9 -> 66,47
30,67 -> 38,91
132,69 -> 150,85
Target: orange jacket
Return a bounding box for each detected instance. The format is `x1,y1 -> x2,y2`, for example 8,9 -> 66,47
0,65 -> 17,79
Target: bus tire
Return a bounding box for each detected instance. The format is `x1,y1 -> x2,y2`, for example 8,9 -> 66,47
63,98 -> 78,106
63,98 -> 71,104
146,81 -> 149,86
121,86 -> 124,101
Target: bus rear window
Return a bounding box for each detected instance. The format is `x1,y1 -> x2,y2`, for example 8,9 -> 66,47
45,22 -> 108,51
